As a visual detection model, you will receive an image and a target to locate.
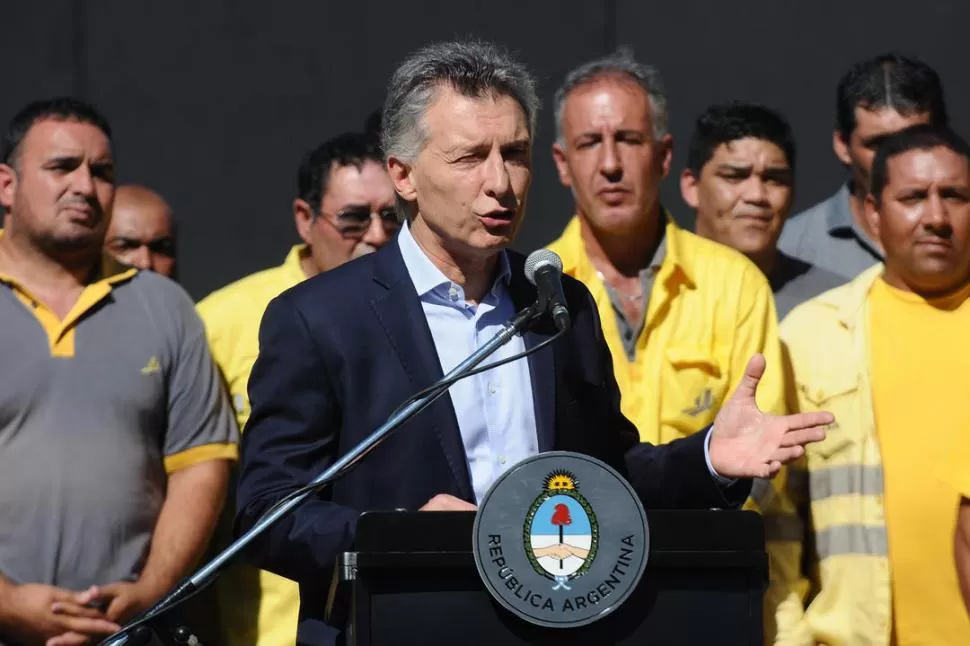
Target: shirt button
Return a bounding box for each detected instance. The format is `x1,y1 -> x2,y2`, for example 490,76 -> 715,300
487,383 -> 497,395
448,284 -> 460,301
498,455 -> 507,465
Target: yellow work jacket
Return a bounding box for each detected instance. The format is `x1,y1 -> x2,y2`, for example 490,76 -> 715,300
196,246 -> 307,646
547,216 -> 786,443
774,265 -> 891,645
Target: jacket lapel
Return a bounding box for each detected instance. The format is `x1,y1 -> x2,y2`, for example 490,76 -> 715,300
508,253 -> 557,453
369,243 -> 474,500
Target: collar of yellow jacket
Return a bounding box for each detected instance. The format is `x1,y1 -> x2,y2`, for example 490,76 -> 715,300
551,211 -> 696,289
281,243 -> 311,284
812,263 -> 884,328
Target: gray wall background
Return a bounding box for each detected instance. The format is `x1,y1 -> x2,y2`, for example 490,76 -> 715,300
3,1 -> 968,299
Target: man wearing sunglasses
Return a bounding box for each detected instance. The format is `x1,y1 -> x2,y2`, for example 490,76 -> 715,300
105,185 -> 178,279
196,129 -> 397,646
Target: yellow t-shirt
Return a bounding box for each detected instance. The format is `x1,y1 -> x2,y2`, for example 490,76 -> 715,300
869,277 -> 970,645
197,245 -> 308,646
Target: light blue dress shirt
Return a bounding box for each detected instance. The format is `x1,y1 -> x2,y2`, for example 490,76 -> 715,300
397,224 -> 731,503
398,224 -> 538,503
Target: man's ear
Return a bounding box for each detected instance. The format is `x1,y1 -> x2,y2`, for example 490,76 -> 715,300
551,142 -> 573,188
864,192 -> 882,243
0,163 -> 17,213
658,134 -> 674,180
833,130 -> 852,167
680,168 -> 700,209
387,156 -> 417,203
293,198 -> 315,245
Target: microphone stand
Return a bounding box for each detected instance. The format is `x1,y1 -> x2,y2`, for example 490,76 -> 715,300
100,303 -> 542,645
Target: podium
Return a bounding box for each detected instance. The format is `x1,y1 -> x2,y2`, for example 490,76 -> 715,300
336,509 -> 767,645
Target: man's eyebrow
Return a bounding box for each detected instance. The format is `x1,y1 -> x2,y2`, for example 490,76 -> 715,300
335,204 -> 372,214
44,154 -> 83,165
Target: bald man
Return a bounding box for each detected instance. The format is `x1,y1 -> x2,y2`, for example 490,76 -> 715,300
106,185 -> 177,278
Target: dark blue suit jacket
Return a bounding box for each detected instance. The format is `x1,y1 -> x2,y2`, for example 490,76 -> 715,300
235,241 -> 748,645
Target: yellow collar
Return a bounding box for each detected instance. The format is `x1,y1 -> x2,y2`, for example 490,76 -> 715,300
282,244 -> 311,283
555,210 -> 696,289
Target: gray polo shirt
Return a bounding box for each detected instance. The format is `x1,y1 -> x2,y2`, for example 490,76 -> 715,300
778,183 -> 883,280
0,260 -> 237,592
769,251 -> 844,319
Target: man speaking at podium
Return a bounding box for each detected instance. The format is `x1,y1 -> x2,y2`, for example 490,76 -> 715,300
235,41 -> 832,645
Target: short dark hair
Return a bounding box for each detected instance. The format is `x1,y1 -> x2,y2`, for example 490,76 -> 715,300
869,124 -> 970,204
296,132 -> 383,212
686,102 -> 796,176
2,97 -> 112,167
836,53 -> 948,141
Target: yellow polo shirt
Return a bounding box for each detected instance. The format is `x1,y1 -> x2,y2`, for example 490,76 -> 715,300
197,245 -> 308,646
548,216 -> 785,444
869,278 -> 970,645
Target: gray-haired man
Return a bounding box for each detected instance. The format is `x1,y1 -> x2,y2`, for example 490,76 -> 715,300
235,40 -> 832,645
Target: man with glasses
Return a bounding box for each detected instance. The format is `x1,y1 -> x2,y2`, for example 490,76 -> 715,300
104,185 -> 178,279
196,129 -> 397,646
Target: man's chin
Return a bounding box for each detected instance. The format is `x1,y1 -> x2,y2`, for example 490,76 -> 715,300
351,244 -> 378,259
41,232 -> 104,256
478,225 -> 517,250
588,206 -> 644,235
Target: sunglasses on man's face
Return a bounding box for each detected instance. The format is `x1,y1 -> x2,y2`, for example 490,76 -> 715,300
324,206 -> 401,238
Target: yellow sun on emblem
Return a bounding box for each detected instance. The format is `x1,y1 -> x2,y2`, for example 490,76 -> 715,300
544,470 -> 578,491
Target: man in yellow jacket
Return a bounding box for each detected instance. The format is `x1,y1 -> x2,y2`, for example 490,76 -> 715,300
197,131 -> 398,646
548,50 -> 785,445
547,51 -> 793,642
778,124 -> 970,644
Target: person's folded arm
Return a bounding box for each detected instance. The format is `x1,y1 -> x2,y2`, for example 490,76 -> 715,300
234,292 -> 361,583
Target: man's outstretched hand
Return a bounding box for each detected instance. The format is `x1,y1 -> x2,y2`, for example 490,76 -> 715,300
709,354 -> 832,480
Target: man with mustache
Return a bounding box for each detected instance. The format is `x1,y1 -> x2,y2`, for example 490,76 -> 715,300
682,103 -> 842,318
0,98 -> 237,646
235,40 -> 832,646
197,129 -> 397,646
778,124 -> 970,645
779,53 -> 948,281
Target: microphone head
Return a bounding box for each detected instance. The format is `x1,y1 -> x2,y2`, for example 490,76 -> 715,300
524,249 -> 563,286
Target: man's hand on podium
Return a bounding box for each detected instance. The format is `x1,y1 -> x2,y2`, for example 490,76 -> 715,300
709,353 -> 833,480
420,494 -> 477,511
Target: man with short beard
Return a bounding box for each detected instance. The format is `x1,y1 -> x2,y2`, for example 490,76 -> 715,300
0,98 -> 237,646
779,53 -> 948,280
197,130 -> 398,646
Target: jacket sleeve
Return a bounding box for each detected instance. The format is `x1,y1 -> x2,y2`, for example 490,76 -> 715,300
756,336 -> 815,646
234,291 -> 361,584
579,287 -> 752,509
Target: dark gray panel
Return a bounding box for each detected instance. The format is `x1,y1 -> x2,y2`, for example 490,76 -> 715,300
82,0 -> 606,299
0,2 -> 78,142
616,0 -> 970,228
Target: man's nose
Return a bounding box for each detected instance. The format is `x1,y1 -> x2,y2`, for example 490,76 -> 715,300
362,215 -> 392,248
129,246 -> 152,270
599,140 -> 622,181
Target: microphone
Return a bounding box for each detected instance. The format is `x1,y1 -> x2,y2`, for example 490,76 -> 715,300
525,250 -> 571,332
